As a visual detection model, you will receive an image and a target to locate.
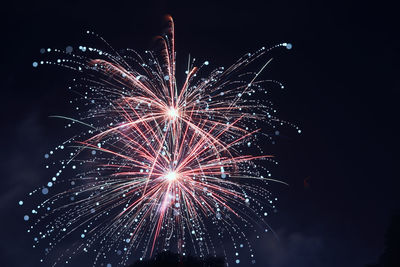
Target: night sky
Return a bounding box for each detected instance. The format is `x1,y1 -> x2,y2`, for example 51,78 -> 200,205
1,0 -> 399,266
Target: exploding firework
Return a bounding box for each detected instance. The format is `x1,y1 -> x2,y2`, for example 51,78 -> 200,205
21,16 -> 299,266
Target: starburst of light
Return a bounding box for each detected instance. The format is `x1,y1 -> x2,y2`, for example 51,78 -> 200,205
21,16 -> 299,266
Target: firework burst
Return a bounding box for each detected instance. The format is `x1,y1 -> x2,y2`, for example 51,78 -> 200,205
22,16 -> 299,266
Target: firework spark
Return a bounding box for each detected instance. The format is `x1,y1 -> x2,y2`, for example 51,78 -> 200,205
22,16 -> 299,266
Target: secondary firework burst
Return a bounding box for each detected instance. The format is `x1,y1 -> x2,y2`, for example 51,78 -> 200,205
22,16 -> 299,266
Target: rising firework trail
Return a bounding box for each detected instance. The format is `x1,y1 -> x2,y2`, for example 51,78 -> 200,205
21,16 -> 299,266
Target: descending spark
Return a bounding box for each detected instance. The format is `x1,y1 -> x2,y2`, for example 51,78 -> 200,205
22,16 -> 299,266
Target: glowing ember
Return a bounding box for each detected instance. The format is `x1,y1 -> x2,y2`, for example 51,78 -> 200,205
167,107 -> 179,120
165,171 -> 177,181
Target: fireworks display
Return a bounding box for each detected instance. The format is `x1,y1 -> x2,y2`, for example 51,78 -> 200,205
21,16 -> 299,266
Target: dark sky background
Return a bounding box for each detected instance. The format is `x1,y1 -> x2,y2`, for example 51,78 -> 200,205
1,0 -> 399,266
